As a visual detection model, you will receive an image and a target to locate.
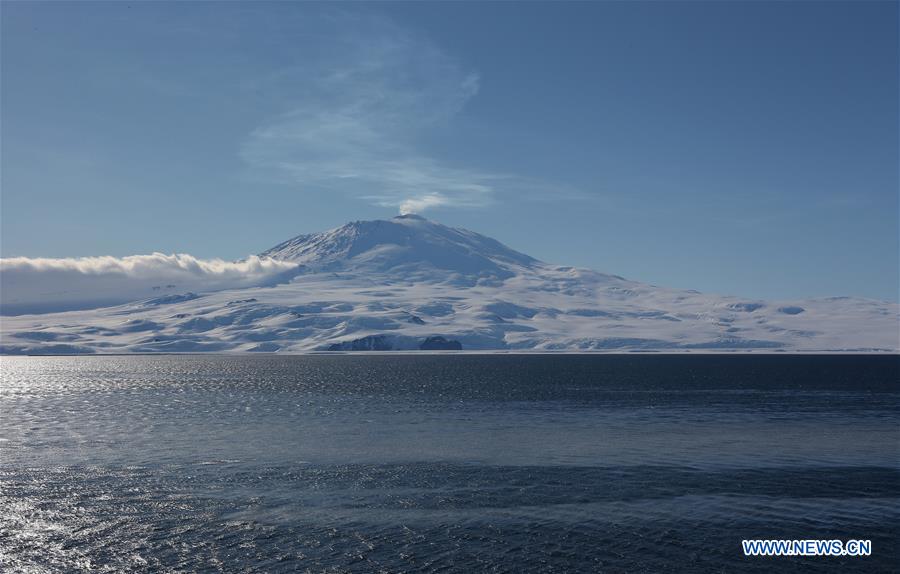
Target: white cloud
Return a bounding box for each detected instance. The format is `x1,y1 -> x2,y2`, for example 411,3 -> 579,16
399,193 -> 450,216
239,12 -> 499,214
0,254 -> 298,315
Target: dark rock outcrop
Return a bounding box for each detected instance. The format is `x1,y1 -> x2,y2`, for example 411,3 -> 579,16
419,336 -> 462,350
778,306 -> 805,315
327,334 -> 393,351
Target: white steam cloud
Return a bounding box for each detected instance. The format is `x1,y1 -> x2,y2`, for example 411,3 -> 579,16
0,253 -> 299,315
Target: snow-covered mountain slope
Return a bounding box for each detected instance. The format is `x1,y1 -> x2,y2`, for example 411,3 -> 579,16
2,215 -> 898,354
260,214 -> 537,284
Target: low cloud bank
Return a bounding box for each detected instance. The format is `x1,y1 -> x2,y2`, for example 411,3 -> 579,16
0,253 -> 299,315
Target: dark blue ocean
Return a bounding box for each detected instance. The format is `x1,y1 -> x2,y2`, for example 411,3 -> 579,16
1,355 -> 898,572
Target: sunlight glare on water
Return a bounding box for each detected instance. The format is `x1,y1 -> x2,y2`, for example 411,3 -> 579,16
1,355 -> 898,572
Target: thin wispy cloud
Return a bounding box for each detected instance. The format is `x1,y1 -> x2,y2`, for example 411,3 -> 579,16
240,12 -> 502,214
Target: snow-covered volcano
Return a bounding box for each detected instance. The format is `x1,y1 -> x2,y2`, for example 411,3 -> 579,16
259,214 -> 537,283
1,215 -> 897,354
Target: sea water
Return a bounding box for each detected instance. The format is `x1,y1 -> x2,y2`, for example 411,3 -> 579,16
1,355 -> 897,572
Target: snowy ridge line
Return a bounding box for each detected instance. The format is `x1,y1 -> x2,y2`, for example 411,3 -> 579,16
1,215 -> 898,354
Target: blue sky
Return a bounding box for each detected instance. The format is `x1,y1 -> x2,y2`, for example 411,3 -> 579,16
2,1 -> 897,301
